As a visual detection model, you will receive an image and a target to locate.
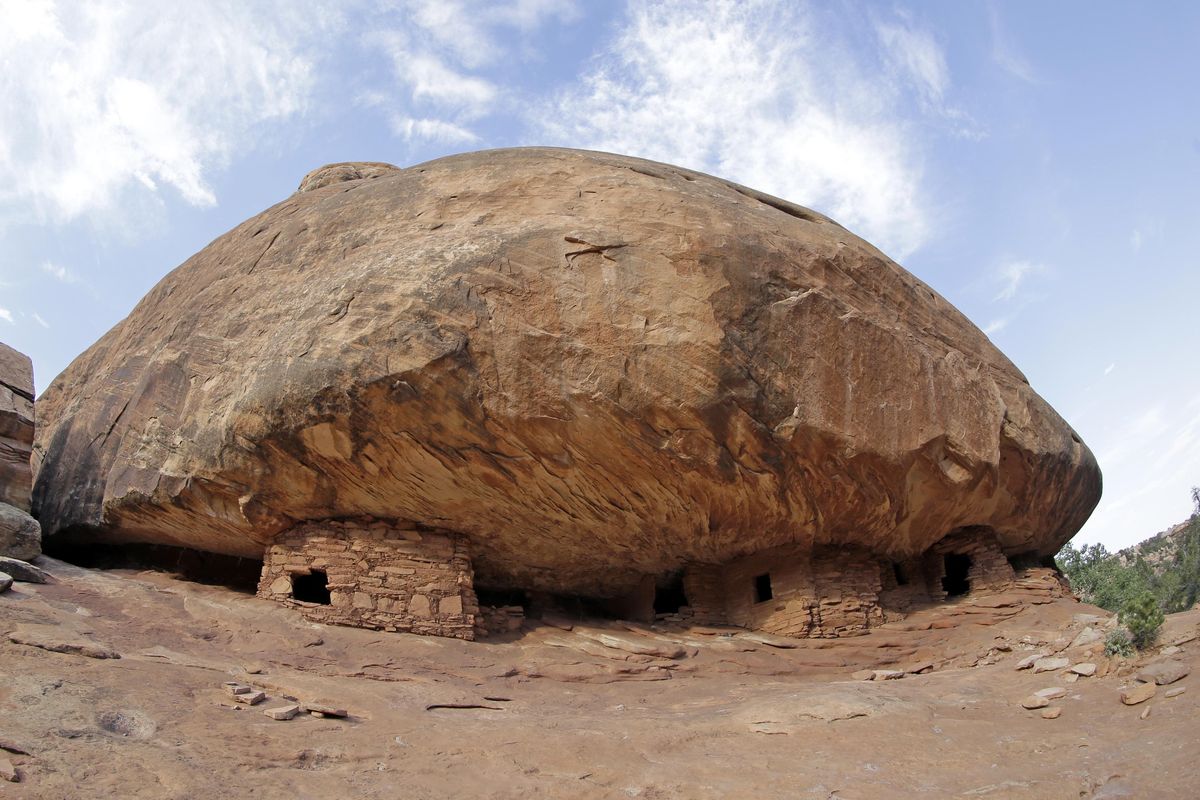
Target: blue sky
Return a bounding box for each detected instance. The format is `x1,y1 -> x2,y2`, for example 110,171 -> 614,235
1,0 -> 1197,550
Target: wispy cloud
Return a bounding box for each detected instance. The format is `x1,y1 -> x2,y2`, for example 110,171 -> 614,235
389,115 -> 480,145
988,4 -> 1037,83
0,0 -> 340,224
984,316 -> 1010,335
0,308 -> 13,325
31,312 -> 49,329
534,0 -> 965,258
40,261 -> 78,284
993,259 -> 1043,301
366,0 -> 580,144
1104,362 -> 1116,376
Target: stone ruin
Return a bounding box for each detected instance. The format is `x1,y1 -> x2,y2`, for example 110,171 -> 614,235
30,148 -> 1102,640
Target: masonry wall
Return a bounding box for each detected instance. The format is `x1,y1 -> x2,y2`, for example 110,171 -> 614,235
924,526 -> 1015,599
258,519 -> 478,639
683,545 -> 886,638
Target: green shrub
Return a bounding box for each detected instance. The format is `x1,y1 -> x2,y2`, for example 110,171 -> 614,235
1119,591 -> 1164,650
1104,628 -> 1134,657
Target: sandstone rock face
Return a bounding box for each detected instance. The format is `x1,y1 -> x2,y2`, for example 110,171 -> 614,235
32,148 -> 1101,597
0,342 -> 35,512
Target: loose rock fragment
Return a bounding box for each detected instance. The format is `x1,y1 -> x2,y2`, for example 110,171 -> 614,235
0,556 -> 48,584
1032,657 -> 1070,674
305,703 -> 347,718
0,758 -> 17,782
0,572 -> 10,593
264,705 -> 300,721
1135,660 -> 1190,686
872,670 -> 904,681
1021,695 -> 1050,710
232,691 -> 266,705
1164,687 -> 1186,699
1041,707 -> 1062,720
1015,652 -> 1048,671
1034,687 -> 1066,700
1120,683 -> 1156,706
1069,663 -> 1097,677
1139,707 -> 1151,720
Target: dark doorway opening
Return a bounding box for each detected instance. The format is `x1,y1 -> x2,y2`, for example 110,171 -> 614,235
892,562 -> 909,586
754,573 -> 774,603
941,554 -> 972,597
476,587 -> 529,609
654,574 -> 688,615
292,570 -> 332,605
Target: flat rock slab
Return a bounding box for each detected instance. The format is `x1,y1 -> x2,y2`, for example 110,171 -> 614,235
1021,695 -> 1050,710
737,631 -> 800,649
1069,662 -> 1097,677
7,624 -> 119,659
1033,657 -> 1070,673
0,556 -> 48,583
0,572 -> 10,593
1015,652 -> 1049,670
305,703 -> 347,718
1035,687 -> 1067,700
575,629 -> 689,660
1120,682 -> 1157,706
264,705 -> 300,720
1136,660 -> 1190,686
1041,707 -> 1062,719
232,691 -> 266,705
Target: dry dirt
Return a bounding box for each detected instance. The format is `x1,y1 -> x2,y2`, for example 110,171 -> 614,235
1,559 -> 1197,799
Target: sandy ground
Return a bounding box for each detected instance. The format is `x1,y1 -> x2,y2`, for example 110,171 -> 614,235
0,558 -> 1197,799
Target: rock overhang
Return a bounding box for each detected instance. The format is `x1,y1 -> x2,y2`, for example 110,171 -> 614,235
31,146 -> 1101,597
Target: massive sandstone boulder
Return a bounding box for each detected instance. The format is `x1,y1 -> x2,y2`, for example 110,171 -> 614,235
32,148 -> 1100,597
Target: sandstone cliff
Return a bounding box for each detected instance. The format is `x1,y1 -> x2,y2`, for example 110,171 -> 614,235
32,148 -> 1101,596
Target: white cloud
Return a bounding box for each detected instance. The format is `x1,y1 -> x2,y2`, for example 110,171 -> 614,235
0,0 -> 340,224
988,6 -> 1037,83
32,312 -> 49,329
534,0 -> 958,258
390,115 -> 480,144
1104,362 -> 1116,376
984,317 -> 1010,335
993,259 -> 1042,301
875,16 -> 948,108
0,308 -> 13,324
40,261 -> 78,284
365,1 -> 579,144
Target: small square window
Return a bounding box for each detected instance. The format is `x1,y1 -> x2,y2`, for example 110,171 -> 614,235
754,573 -> 773,603
292,570 -> 332,605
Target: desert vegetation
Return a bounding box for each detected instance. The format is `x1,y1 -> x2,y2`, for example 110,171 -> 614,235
1058,488 -> 1200,650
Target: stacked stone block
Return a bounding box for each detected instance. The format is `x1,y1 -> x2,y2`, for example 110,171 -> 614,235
258,519 -> 478,639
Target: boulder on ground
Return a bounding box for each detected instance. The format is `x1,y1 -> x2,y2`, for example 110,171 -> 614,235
0,502 -> 40,561
1136,660 -> 1190,686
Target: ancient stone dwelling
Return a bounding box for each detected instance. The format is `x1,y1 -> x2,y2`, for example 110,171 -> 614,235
259,519 -> 1019,641
258,521 -> 478,639
32,149 -> 1101,644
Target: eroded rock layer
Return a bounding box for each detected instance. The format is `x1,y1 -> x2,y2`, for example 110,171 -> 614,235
33,148 -> 1101,596
1,342 -> 35,512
